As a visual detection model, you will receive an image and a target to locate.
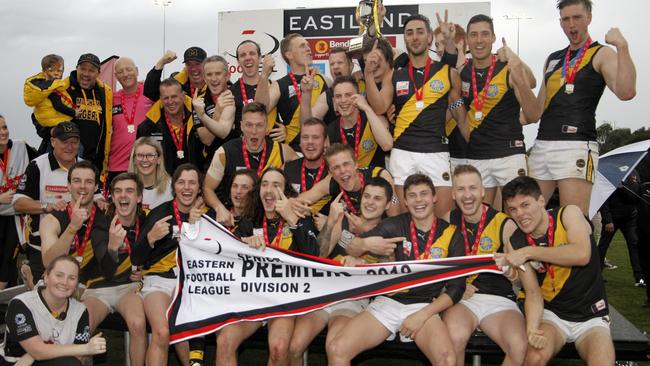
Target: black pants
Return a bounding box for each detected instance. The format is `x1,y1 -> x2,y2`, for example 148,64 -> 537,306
0,215 -> 20,286
638,225 -> 650,300
598,213 -> 644,281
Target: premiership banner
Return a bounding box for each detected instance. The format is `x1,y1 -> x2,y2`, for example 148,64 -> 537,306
168,215 -> 501,344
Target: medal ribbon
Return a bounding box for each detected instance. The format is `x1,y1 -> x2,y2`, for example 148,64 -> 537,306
242,138 -> 268,177
461,205 -> 488,256
408,57 -> 432,104
339,113 -> 362,159
288,72 -> 302,105
562,37 -> 592,86
239,78 -> 251,105
172,199 -> 183,233
526,212 -> 555,281
340,173 -> 364,215
263,217 -> 284,247
164,111 -> 185,156
410,218 -> 437,259
121,84 -> 142,129
471,55 -> 497,117
54,91 -> 78,109
300,159 -> 325,193
117,217 -> 139,255
0,147 -> 9,188
67,204 -> 97,257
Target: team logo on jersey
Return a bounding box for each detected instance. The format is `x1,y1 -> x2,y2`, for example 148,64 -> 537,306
479,237 -> 493,252
430,247 -> 443,258
396,81 -> 410,96
402,240 -> 412,257
487,84 -> 499,98
312,80 -> 320,89
15,313 -> 26,325
288,85 -> 298,98
546,59 -> 561,74
362,139 -> 375,152
282,226 -> 292,237
430,79 -> 444,92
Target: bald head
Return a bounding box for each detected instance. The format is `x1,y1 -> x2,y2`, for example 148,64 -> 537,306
115,57 -> 139,91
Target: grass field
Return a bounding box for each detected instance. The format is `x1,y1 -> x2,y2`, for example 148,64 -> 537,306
99,233 -> 650,365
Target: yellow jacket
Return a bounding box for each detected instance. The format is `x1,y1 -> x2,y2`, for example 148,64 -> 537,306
23,72 -> 74,127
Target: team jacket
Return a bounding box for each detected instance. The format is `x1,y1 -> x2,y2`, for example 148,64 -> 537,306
23,72 -> 74,127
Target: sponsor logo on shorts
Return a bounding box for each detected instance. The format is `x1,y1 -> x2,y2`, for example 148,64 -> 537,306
517,168 -> 526,176
576,159 -> 586,168
442,172 -> 450,181
479,237 -> 493,251
487,84 -> 498,97
430,79 -> 444,92
430,247 -> 443,258
396,81 -> 409,96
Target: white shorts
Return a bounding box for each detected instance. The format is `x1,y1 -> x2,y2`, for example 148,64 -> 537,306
389,148 -> 452,187
323,299 -> 369,318
449,157 -> 469,172
460,293 -> 521,323
140,275 -> 177,298
82,282 -> 141,313
528,140 -> 598,182
366,296 -> 432,336
542,308 -> 611,344
466,154 -> 528,188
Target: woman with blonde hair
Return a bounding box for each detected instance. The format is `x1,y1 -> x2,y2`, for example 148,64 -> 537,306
128,137 -> 172,212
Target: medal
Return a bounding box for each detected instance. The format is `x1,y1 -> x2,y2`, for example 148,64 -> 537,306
471,55 -> 496,122
408,58 -> 432,113
565,83 -> 574,94
164,110 -> 185,160
177,150 -> 184,159
121,84 -> 142,134
127,124 -> 135,133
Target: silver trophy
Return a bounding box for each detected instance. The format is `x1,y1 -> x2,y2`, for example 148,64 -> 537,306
348,0 -> 382,57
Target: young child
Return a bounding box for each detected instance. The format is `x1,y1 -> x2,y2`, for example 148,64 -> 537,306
23,54 -> 76,153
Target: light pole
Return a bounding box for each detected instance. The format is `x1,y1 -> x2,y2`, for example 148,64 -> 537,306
503,14 -> 532,55
154,0 -> 172,76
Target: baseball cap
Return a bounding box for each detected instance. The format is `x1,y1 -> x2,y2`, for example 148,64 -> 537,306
183,47 -> 207,63
77,53 -> 101,69
51,122 -> 81,140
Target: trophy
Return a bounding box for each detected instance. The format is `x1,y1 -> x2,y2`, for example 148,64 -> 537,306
348,0 -> 383,57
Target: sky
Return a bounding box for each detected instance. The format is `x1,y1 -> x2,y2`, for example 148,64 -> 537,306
1,0 -> 648,147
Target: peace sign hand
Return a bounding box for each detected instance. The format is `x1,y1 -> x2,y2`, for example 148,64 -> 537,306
435,9 -> 456,43
191,88 -> 206,116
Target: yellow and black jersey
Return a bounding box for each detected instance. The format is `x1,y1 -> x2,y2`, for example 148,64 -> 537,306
132,201 -> 214,278
327,166 -> 385,214
217,136 -> 286,204
143,67 -> 207,102
328,216 -> 379,264
327,112 -> 385,168
392,61 -> 451,153
276,73 -> 328,150
445,118 -> 468,159
285,157 -> 331,214
361,213 -> 465,304
174,68 -> 208,97
539,42 -> 605,142
50,205 -> 108,288
86,213 -> 147,289
137,95 -> 200,176
511,207 -> 609,322
324,79 -> 366,125
229,78 -> 279,135
460,60 -> 525,159
449,207 -> 516,301
65,71 -> 113,179
234,216 -> 319,256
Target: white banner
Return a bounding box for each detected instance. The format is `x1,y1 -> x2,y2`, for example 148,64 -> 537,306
168,215 -> 501,344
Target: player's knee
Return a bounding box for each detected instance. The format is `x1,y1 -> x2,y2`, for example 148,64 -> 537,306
288,336 -> 307,360
504,337 -> 527,365
433,348 -> 455,366
216,331 -> 240,355
152,326 -> 170,345
127,314 -> 147,336
524,347 -> 549,366
326,337 -> 350,361
447,325 -> 471,350
268,337 -> 290,362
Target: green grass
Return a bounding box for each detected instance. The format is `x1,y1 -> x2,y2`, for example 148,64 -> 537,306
100,233 -> 649,365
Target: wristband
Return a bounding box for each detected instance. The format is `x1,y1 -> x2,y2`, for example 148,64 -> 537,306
448,98 -> 464,110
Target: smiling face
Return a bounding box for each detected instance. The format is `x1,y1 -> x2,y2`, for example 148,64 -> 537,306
160,84 -> 184,117
43,259 -> 79,301
326,150 -> 358,192
44,61 -> 64,81
112,179 -> 141,220
299,123 -> 327,162
559,3 -> 592,48
230,174 -> 255,212
204,60 -> 229,96
237,41 -> 261,78
405,183 -> 436,221
241,111 -> 267,152
332,81 -> 359,118
466,21 -> 495,62
51,136 -> 80,165
185,60 -> 204,86
133,144 -> 160,178
404,19 -> 433,57
452,171 -> 485,219
506,193 -> 547,234
115,58 -> 139,91
76,62 -> 99,89
173,169 -> 201,212
69,167 -> 97,207
329,52 -> 352,78
259,170 -> 285,213
0,117 -> 9,147
361,185 -> 390,221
